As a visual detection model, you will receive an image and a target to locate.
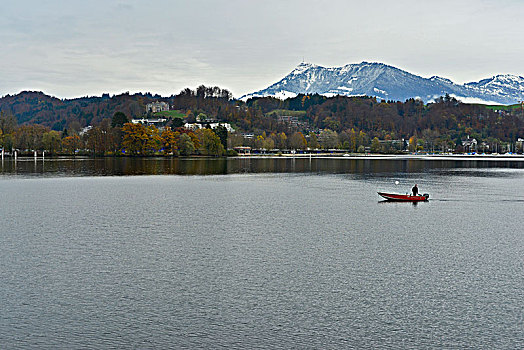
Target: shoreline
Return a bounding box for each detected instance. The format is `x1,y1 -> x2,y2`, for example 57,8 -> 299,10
4,153 -> 524,162
254,153 -> 524,161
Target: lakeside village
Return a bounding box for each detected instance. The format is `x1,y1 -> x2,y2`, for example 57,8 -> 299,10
1,99 -> 524,158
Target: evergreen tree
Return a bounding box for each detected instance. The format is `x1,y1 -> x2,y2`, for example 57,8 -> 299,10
111,112 -> 129,128
214,124 -> 228,150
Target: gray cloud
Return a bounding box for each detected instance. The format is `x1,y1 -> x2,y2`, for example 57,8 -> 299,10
1,0 -> 523,98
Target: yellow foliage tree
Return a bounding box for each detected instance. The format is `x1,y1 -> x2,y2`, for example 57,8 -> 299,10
122,123 -> 162,155
195,128 -> 224,156
161,127 -> 178,155
62,135 -> 82,155
408,136 -> 417,152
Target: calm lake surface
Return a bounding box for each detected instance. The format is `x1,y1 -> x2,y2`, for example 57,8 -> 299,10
1,157 -> 523,349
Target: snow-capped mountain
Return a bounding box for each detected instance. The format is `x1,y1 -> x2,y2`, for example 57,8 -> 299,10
241,62 -> 524,104
465,74 -> 524,103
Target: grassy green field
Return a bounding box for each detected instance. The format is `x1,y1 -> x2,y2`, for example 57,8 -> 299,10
153,110 -> 186,118
483,103 -> 523,111
265,109 -> 307,118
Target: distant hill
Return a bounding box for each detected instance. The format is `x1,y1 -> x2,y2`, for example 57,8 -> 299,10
0,87 -> 241,130
241,62 -> 524,104
1,86 -> 523,143
0,91 -> 159,130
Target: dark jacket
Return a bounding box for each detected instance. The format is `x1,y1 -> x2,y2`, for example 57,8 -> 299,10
412,185 -> 419,196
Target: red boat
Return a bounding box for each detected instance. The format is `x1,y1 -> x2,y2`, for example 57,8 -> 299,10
378,192 -> 429,202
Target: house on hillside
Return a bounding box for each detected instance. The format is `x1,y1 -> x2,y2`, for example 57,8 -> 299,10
184,122 -> 235,132
277,115 -> 299,125
209,123 -> 234,132
462,136 -> 477,153
196,114 -> 217,123
276,115 -> 309,129
516,138 -> 524,153
375,139 -> 408,152
79,126 -> 93,136
132,118 -> 167,127
146,102 -> 169,113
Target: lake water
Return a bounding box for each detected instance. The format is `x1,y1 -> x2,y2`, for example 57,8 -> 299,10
1,157 -> 523,349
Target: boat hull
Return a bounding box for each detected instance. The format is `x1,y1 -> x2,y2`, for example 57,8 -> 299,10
378,192 -> 429,202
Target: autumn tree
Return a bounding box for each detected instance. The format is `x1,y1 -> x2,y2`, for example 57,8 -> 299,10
122,123 -> 145,155
274,132 -> 288,149
421,128 -> 440,153
178,133 -> 195,156
228,132 -> 244,149
0,113 -> 17,150
338,131 -> 350,149
14,125 -> 48,150
62,135 -> 82,155
349,129 -> 358,152
319,129 -> 338,149
408,136 -> 417,152
252,132 -> 275,150
358,131 -> 368,150
262,135 -> 275,150
254,135 -> 265,150
85,126 -> 104,155
143,125 -> 162,154
0,112 -> 17,134
42,131 -> 62,154
371,137 -> 382,153
161,127 -> 178,155
67,121 -> 82,135
188,132 -> 200,150
307,132 -> 319,149
122,123 -> 161,155
0,132 -> 14,151
289,132 -> 307,150
195,128 -> 225,156
99,119 -> 117,155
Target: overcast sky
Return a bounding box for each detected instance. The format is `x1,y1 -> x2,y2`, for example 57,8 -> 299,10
1,0 -> 523,98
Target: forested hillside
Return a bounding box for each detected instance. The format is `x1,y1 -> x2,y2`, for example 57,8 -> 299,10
0,91 -> 150,130
245,94 -> 524,143
1,87 -> 523,146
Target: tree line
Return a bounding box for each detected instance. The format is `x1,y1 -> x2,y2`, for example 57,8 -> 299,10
0,112 -> 228,156
1,87 -> 523,153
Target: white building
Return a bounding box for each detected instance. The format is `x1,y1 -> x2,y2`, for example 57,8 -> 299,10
516,138 -> 524,152
79,126 -> 93,136
146,102 -> 169,113
132,118 -> 167,126
184,123 -> 200,131
184,122 -> 235,132
462,136 -> 477,152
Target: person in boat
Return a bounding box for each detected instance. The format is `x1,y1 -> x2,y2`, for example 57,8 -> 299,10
412,184 -> 419,196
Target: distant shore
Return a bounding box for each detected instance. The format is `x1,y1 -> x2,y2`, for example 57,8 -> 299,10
5,153 -> 524,162
252,153 -> 524,160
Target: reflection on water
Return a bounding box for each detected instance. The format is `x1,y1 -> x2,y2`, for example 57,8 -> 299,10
2,156 -> 524,177
378,200 -> 422,206
1,166 -> 524,348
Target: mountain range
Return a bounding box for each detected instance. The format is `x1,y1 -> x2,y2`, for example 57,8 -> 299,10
241,62 -> 524,105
